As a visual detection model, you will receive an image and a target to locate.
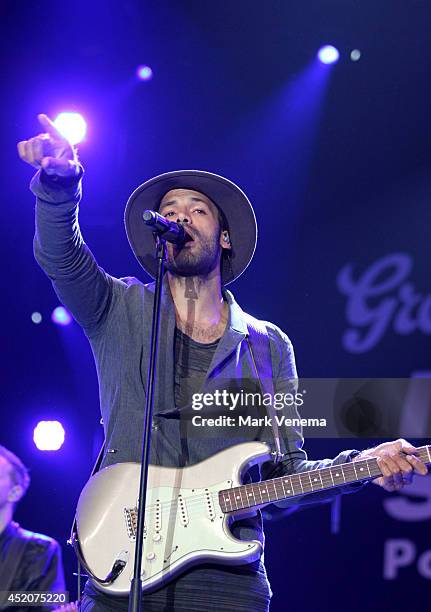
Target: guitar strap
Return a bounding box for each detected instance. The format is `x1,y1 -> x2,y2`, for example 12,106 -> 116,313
245,316 -> 284,464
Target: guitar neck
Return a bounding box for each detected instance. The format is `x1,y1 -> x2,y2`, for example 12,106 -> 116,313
219,444 -> 431,514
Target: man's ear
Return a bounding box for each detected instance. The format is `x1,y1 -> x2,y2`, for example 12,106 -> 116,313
220,231 -> 231,250
8,485 -> 24,504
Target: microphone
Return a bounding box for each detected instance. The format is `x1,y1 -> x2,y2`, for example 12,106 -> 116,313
142,210 -> 186,245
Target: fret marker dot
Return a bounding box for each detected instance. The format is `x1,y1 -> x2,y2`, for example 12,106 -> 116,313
287,490 -> 291,493
236,496 -> 240,499
360,467 -> 364,471
335,473 -> 339,477
314,478 -> 318,482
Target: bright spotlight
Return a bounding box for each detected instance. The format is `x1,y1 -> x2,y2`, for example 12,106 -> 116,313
53,112 -> 87,145
33,421 -> 65,451
317,45 -> 340,65
31,312 -> 42,324
51,306 -> 72,327
136,65 -> 153,81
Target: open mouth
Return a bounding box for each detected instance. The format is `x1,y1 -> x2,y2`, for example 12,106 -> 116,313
183,229 -> 195,244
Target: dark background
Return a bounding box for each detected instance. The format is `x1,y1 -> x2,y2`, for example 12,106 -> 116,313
1,1 -> 431,610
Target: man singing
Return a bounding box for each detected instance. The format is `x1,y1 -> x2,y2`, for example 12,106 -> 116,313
18,114 -> 428,611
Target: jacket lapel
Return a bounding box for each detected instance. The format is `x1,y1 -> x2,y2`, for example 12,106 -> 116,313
206,289 -> 249,378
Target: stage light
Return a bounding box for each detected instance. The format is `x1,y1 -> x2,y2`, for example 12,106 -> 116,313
317,45 -> 340,65
51,306 -> 72,327
350,49 -> 361,62
53,112 -> 87,145
136,65 -> 153,81
31,312 -> 42,324
33,421 -> 65,451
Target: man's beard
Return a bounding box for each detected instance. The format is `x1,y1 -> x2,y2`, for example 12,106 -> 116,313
165,228 -> 221,278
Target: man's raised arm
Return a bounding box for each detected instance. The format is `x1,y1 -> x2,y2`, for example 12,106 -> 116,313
18,114 -> 113,334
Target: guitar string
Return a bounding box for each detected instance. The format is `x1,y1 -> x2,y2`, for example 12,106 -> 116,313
139,471 -> 362,519
130,465 -> 423,532
140,471 -> 361,515
138,461 -> 416,515
130,461 -> 378,517
128,447 -> 430,519
131,473 -> 366,529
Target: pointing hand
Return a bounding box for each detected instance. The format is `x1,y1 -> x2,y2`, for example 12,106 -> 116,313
17,114 -> 80,177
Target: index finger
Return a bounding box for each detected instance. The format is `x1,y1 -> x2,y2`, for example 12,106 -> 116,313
37,113 -> 64,139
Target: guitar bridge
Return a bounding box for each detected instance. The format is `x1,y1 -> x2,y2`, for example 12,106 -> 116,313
124,507 -> 139,541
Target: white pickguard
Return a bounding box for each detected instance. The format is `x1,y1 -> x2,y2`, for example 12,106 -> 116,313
76,441 -> 271,595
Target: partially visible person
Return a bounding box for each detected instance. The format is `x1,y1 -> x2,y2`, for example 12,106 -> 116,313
0,445 -> 66,611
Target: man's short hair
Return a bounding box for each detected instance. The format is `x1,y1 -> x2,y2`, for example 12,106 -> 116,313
0,445 -> 30,495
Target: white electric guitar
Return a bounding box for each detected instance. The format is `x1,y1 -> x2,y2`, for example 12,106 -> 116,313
75,441 -> 431,595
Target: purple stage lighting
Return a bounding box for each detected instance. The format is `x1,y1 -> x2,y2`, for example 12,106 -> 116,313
136,65 -> 153,81
317,45 -> 340,65
53,112 -> 87,145
33,421 -> 65,451
31,312 -> 42,324
51,306 -> 72,326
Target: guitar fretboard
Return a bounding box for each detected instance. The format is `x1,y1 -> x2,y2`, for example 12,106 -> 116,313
218,444 -> 431,514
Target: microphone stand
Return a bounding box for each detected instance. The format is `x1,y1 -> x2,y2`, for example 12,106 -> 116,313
128,234 -> 166,612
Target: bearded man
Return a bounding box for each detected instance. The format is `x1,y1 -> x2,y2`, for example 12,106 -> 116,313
17,114 -> 428,612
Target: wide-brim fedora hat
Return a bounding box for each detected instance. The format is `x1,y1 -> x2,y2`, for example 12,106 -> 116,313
124,170 -> 257,285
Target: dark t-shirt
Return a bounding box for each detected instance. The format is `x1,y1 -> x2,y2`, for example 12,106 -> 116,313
174,327 -> 220,409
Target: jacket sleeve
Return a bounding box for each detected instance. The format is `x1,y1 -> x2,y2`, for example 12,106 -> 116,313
31,168 -> 114,335
261,324 -> 366,510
